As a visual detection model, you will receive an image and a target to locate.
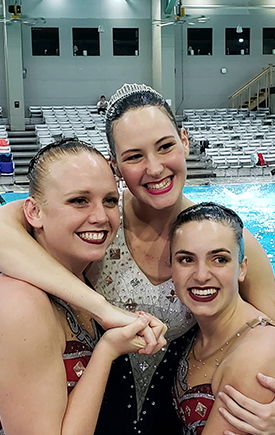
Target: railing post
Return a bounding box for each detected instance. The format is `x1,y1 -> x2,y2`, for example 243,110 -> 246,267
229,65 -> 271,110
268,63 -> 273,108
257,81 -> 259,110
269,63 -> 273,87
265,70 -> 270,107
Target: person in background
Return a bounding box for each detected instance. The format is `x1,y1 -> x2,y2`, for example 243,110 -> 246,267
0,138 -> 165,435
170,202 -> 275,434
97,95 -> 108,114
0,84 -> 275,434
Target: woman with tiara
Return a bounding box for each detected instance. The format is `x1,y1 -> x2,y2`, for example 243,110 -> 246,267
0,84 -> 275,434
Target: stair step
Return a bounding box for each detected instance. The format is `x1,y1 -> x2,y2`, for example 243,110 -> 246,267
8,138 -> 38,145
14,167 -> 29,175
14,175 -> 29,184
12,151 -> 37,158
187,169 -> 215,179
11,144 -> 39,151
14,158 -> 32,166
187,159 -> 201,163
8,131 -> 36,138
4,124 -> 40,179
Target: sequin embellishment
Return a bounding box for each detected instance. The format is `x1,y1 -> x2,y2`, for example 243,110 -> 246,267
110,248 -> 120,259
104,276 -> 113,285
73,361 -> 86,377
195,402 -> 207,418
139,362 -> 149,372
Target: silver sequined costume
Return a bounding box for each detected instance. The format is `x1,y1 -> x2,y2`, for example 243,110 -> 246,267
87,190 -> 196,434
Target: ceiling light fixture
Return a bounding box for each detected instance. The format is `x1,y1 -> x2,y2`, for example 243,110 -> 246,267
198,16 -> 208,23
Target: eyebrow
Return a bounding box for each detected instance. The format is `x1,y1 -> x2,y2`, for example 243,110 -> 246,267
64,190 -> 119,197
155,135 -> 176,145
174,248 -> 232,256
120,148 -> 141,158
120,135 -> 176,157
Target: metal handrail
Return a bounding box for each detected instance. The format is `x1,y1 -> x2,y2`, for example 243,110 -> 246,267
229,64 -> 274,109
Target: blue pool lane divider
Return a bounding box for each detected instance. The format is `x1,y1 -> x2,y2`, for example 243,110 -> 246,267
0,195 -> 6,205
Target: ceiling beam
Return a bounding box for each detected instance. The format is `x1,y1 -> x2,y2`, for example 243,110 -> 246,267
181,4 -> 275,9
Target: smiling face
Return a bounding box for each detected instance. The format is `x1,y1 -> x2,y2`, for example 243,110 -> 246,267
111,106 -> 189,210
171,220 -> 247,319
24,151 -> 120,278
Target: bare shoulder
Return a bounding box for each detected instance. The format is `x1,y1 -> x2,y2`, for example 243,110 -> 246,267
240,228 -> 275,316
214,324 -> 275,403
182,195 -> 194,208
243,227 -> 274,268
0,274 -> 62,340
0,199 -> 25,222
0,273 -> 53,310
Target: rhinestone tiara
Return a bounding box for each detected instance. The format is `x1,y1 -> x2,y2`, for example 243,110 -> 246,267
107,83 -> 164,111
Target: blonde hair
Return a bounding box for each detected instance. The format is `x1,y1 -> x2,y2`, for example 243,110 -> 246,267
28,138 -> 107,203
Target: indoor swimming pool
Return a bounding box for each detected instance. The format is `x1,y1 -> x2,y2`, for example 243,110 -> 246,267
1,182 -> 275,272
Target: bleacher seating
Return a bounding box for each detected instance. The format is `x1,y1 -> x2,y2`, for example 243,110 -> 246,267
183,107 -> 275,177
32,105 -> 109,159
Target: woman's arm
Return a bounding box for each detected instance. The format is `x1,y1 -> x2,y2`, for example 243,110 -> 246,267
0,201 -> 112,321
0,276 -> 151,435
202,328 -> 275,435
240,229 -> 275,319
218,374 -> 275,435
0,201 -> 166,351
63,314 -> 150,434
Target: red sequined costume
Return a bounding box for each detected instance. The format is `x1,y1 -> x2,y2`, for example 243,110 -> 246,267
53,296 -> 99,395
63,340 -> 92,394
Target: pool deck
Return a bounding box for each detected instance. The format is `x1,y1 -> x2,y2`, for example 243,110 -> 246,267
1,175 -> 275,193
185,175 -> 275,186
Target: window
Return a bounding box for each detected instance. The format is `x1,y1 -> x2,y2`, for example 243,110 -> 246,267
113,28 -> 139,56
225,28 -> 250,55
187,28 -> 212,56
72,28 -> 100,56
32,27 -> 59,56
263,28 -> 275,55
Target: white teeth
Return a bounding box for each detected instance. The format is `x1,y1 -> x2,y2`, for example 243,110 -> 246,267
191,288 -> 217,296
147,178 -> 171,190
78,232 -> 105,241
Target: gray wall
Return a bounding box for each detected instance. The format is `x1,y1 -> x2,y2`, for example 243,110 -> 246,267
0,0 -> 152,115
175,9 -> 275,111
0,24 -> 7,111
1,1 -> 275,115
21,18 -> 152,109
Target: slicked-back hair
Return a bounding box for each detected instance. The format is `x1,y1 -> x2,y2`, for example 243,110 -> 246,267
28,137 -> 106,203
170,202 -> 245,264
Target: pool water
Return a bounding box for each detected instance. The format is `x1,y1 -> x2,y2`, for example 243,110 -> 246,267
184,183 -> 275,273
0,192 -> 28,203
1,184 -> 274,272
